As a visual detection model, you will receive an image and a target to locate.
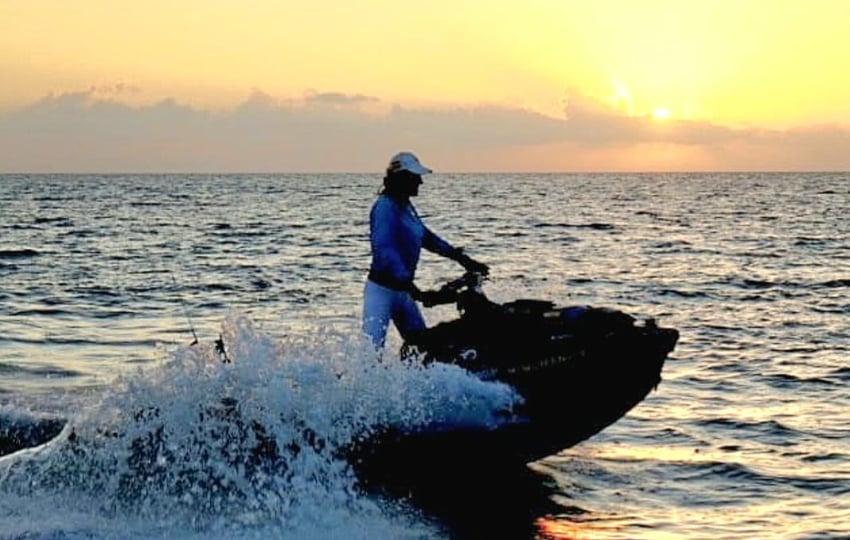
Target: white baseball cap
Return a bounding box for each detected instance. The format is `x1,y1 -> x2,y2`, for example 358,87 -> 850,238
387,151 -> 433,175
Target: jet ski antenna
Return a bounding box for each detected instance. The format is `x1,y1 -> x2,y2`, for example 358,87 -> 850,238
171,273 -> 199,346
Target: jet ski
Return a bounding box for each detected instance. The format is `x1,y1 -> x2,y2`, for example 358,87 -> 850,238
345,272 -> 679,492
1,273 -> 678,514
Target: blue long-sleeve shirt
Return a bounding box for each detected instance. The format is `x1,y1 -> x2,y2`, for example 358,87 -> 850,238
368,194 -> 457,290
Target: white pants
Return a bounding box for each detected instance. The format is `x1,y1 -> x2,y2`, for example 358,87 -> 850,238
362,280 -> 426,350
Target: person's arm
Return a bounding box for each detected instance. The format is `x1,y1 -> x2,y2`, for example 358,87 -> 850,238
423,226 -> 489,275
422,226 -> 457,259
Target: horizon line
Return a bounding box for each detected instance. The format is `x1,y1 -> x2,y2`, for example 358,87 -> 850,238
2,170 -> 849,176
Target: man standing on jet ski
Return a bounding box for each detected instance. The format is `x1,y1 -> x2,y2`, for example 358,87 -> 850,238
362,151 -> 489,350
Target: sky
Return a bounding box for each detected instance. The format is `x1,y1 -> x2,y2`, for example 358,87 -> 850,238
1,0 -> 849,173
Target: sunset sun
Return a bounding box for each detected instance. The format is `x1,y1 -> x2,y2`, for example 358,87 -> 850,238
652,107 -> 672,121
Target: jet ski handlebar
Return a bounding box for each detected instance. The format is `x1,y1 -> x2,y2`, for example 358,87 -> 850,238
419,271 -> 487,307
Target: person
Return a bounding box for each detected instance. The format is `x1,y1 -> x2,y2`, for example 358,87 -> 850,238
362,151 -> 489,350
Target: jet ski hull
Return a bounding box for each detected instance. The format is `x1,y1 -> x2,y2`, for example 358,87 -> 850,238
347,299 -> 679,488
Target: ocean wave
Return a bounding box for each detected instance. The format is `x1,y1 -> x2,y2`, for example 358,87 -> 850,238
800,452 -> 850,464
10,308 -> 77,317
763,372 -> 838,388
682,461 -> 849,495
533,222 -> 616,231
33,216 -> 74,227
656,288 -> 711,298
0,249 -> 40,259
0,361 -> 83,379
815,278 -> 850,289
695,417 -> 805,444
827,367 -> 850,382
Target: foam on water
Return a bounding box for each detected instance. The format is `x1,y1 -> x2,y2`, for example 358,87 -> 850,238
0,314 -> 521,539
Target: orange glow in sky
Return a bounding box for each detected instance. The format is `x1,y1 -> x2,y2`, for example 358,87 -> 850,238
2,0 -> 849,172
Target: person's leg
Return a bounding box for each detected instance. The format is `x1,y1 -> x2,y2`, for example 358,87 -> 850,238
362,280 -> 393,350
392,291 -> 427,341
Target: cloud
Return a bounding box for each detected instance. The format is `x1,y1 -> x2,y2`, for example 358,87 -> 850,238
1,88 -> 849,172
302,91 -> 379,106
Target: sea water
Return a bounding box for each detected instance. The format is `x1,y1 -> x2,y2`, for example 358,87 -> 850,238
0,173 -> 848,539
